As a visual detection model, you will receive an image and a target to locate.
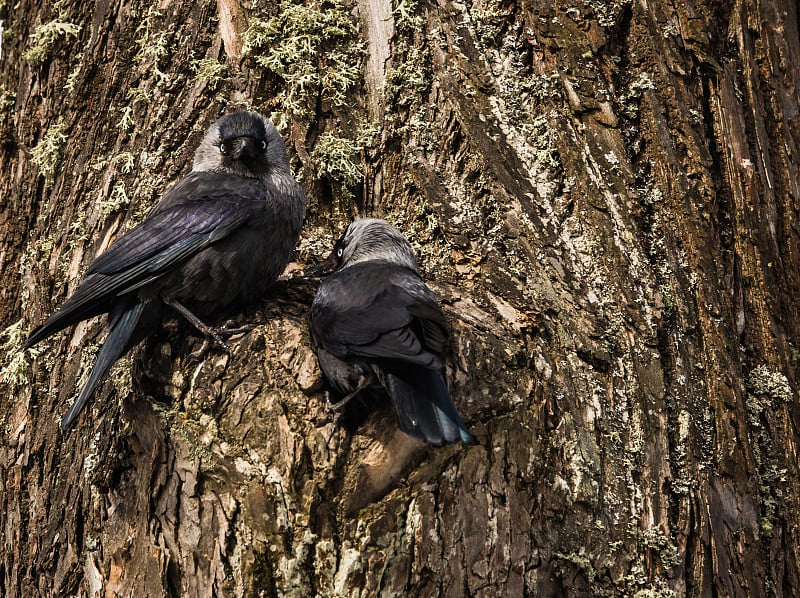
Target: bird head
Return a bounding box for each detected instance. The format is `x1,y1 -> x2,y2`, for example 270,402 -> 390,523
192,111 -> 289,179
307,218 -> 419,276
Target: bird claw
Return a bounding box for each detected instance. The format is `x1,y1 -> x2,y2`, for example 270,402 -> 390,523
325,409 -> 347,450
217,320 -> 252,337
187,333 -> 232,363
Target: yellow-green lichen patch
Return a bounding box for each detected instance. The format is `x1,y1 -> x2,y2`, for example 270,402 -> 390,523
30,120 -> 68,184
22,20 -> 81,64
0,319 -> 43,389
193,57 -> 228,90
242,0 -> 363,120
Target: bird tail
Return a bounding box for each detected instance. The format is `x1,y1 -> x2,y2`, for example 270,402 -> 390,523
60,302 -> 144,430
382,368 -> 472,445
24,278 -> 110,350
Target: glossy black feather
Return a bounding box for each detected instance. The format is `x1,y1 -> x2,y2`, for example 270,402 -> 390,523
24,111 -> 307,429
310,255 -> 472,445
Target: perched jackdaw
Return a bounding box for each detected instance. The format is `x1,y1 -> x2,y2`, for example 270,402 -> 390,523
309,218 -> 472,445
24,111 -> 307,430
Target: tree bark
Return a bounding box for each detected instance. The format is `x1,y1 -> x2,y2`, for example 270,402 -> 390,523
1,0 -> 799,596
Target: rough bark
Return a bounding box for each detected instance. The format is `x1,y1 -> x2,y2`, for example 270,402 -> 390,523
1,0 -> 799,596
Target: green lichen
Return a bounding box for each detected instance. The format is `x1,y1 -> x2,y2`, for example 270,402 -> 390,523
311,124 -> 376,197
392,0 -> 424,32
30,121 -> 68,184
0,319 -> 43,389
193,57 -> 228,90
117,106 -> 134,132
747,365 -> 794,405
22,20 -> 81,64
384,45 -> 429,106
0,85 -> 15,116
242,0 -> 363,119
134,5 -> 170,81
98,181 -> 130,220
64,60 -> 82,92
111,152 -> 135,174
640,527 -> 681,568
554,550 -> 596,581
312,133 -> 360,188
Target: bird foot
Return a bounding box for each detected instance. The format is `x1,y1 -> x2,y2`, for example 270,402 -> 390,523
325,407 -> 347,450
217,319 -> 252,337
325,379 -> 369,411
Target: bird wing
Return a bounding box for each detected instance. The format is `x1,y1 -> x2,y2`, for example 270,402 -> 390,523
311,263 -> 448,367
25,172 -> 265,347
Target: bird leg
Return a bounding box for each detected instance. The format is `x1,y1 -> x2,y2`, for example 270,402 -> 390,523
326,378 -> 371,411
164,298 -> 233,357
217,319 -> 253,336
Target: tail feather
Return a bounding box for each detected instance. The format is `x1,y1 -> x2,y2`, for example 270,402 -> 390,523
24,279 -> 110,350
60,302 -> 144,430
383,368 -> 472,445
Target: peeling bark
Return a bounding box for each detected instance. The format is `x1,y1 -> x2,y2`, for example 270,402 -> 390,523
2,0 -> 799,596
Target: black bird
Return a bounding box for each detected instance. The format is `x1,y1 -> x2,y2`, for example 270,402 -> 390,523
309,218 -> 472,445
24,111 -> 307,430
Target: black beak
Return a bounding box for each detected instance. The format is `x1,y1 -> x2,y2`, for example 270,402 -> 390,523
230,137 -> 255,161
304,251 -> 339,278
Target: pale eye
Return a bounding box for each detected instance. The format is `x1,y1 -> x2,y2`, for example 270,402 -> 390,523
336,247 -> 344,258
219,143 -> 227,155
261,140 -> 267,150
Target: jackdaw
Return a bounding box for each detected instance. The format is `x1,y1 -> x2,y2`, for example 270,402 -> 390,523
24,111 -> 307,430
308,218 -> 472,445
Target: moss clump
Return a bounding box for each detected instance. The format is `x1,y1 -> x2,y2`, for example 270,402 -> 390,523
242,0 -> 363,119
22,20 -> 81,64
384,46 -> 429,107
30,121 -> 68,184
747,365 -> 794,405
111,152 -> 135,174
98,181 -> 130,220
0,85 -> 15,116
193,58 -> 228,90
0,319 -> 43,389
311,124 -> 376,198
312,133 -> 361,191
134,5 -> 170,81
554,550 -> 596,581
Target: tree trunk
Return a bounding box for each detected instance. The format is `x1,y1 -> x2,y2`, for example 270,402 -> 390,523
1,0 -> 799,595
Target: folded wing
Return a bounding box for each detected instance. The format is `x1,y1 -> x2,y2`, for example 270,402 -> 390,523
24,172 -> 265,348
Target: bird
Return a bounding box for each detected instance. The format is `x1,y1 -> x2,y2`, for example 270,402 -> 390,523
308,218 -> 472,445
24,110 -> 307,430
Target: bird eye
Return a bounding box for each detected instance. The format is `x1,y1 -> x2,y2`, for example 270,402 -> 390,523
219,143 -> 228,155
336,247 -> 344,258
260,140 -> 267,150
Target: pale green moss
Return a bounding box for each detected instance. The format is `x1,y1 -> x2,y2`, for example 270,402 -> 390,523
134,5 -> 170,81
312,132 -> 362,191
30,121 -> 68,184
0,319 -> 43,389
111,152 -> 135,174
311,122 -> 376,198
392,0 -> 424,32
193,57 -> 228,90
384,45 -> 429,106
22,20 -> 81,64
0,85 -> 15,116
554,551 -> 596,581
64,60 -> 82,92
242,0 -> 363,119
98,181 -> 130,219
748,365 -> 794,405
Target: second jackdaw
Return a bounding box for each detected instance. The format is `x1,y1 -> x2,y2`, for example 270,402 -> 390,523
24,111 -> 307,430
309,218 -> 472,445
